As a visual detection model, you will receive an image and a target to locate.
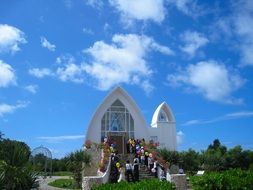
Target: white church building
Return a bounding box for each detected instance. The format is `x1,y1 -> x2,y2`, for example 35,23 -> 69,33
85,86 -> 176,154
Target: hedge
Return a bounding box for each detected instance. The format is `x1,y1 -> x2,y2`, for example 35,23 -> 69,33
91,179 -> 176,190
190,169 -> 253,190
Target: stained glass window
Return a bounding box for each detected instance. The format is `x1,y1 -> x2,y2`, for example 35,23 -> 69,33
158,109 -> 168,122
101,99 -> 134,141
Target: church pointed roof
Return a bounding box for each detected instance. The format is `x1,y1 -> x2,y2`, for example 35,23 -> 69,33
85,86 -> 150,142
151,101 -> 175,127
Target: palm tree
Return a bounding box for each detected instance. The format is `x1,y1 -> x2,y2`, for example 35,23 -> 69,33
0,139 -> 38,189
67,150 -> 91,188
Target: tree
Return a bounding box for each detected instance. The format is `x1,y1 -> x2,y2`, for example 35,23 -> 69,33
202,148 -> 227,171
0,131 -> 4,141
157,148 -> 180,166
208,139 -> 227,154
66,150 -> 91,188
180,149 -> 200,174
242,150 -> 253,170
226,146 -> 253,170
0,139 -> 38,189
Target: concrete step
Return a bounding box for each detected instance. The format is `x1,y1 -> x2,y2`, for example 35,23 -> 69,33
139,175 -> 154,179
139,175 -> 155,179
139,166 -> 156,180
139,176 -> 155,179
116,154 -> 157,181
139,173 -> 153,176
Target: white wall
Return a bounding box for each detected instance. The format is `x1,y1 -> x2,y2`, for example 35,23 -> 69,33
149,122 -> 176,150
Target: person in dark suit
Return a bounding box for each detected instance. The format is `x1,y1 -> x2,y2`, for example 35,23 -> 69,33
125,160 -> 134,182
133,159 -> 139,182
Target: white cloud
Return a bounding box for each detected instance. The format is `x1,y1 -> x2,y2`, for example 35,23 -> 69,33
24,85 -> 38,94
30,34 -> 173,91
0,60 -> 16,87
225,111 -> 253,119
83,33 -> 173,92
109,0 -> 166,25
56,63 -> 84,83
233,1 -> 253,66
29,68 -> 53,78
169,0 -> 202,17
83,27 -> 94,35
181,119 -> 202,126
177,131 -> 185,145
172,0 -> 189,13
56,57 -> 61,64
215,1 -> 253,66
167,60 -> 245,104
30,55 -> 85,83
85,0 -> 103,9
40,36 -> 56,51
0,24 -> 26,54
141,80 -> 154,95
37,135 -> 84,143
0,101 -> 29,117
181,119 -> 210,126
182,111 -> 253,126
180,30 -> 209,57
151,42 -> 175,55
103,23 -> 110,32
56,54 -> 75,64
55,55 -> 85,83
215,18 -> 233,38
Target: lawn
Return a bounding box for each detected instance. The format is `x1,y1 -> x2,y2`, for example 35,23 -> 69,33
48,178 -> 80,190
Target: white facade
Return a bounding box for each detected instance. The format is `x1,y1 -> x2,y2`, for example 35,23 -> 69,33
149,102 -> 176,150
85,86 -> 176,151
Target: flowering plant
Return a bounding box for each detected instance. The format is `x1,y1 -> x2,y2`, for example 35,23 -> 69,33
145,141 -> 168,169
84,140 -> 92,149
98,141 -> 111,172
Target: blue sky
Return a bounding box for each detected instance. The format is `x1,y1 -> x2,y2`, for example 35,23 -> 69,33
1,0 -> 253,158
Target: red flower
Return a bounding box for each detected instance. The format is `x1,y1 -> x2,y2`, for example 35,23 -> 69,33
84,140 -> 92,149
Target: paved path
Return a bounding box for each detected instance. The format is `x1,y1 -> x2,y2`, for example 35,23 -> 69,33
37,176 -> 71,190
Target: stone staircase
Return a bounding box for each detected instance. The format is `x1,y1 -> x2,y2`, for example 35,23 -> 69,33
119,153 -> 134,165
114,154 -> 156,181
139,165 -> 155,180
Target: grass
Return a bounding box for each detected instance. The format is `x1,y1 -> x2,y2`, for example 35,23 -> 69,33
52,171 -> 73,176
48,178 -> 80,190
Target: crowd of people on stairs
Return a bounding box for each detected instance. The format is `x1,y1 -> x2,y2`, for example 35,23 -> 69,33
108,137 -> 167,183
127,138 -> 159,179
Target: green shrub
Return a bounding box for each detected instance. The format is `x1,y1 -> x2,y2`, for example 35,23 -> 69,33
0,139 -> 38,190
190,169 -> 253,190
91,179 -> 176,190
53,171 -> 73,176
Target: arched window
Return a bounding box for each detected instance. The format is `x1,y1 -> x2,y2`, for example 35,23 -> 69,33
158,109 -> 168,122
101,99 -> 134,141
